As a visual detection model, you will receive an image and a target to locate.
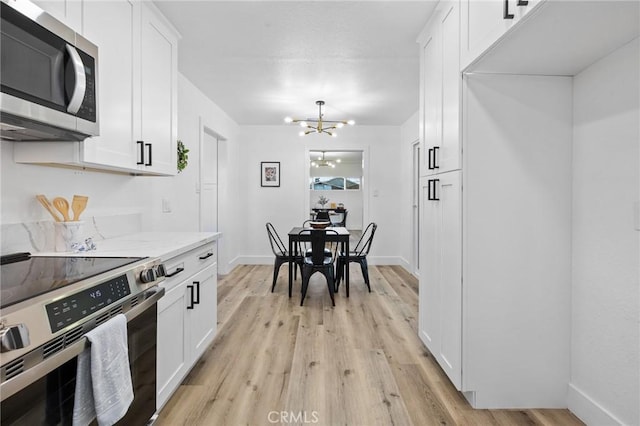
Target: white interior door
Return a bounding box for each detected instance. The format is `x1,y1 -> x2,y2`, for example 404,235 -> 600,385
200,128 -> 218,232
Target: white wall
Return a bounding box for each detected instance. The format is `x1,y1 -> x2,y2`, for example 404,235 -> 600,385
0,144 -> 146,224
569,38 -> 640,426
142,73 -> 241,274
237,125 -> 405,265
400,111 -> 419,273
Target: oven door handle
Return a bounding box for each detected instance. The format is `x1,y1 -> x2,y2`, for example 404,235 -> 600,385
0,286 -> 165,402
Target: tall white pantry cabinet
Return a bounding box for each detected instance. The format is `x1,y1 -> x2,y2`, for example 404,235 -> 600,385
417,0 -> 572,408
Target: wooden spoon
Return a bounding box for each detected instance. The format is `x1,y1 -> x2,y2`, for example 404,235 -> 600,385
35,194 -> 62,222
71,195 -> 88,221
52,197 -> 71,222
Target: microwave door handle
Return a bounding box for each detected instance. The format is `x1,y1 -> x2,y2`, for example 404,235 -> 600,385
65,44 -> 86,114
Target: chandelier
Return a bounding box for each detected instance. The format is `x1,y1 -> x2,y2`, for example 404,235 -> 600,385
284,100 -> 355,137
311,151 -> 341,168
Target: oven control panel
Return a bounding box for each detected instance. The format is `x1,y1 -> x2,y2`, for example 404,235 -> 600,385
45,274 -> 131,333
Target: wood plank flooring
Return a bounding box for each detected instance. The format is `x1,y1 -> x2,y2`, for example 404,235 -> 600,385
156,265 -> 584,426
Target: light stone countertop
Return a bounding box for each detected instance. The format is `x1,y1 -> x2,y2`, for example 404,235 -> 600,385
33,231 -> 222,261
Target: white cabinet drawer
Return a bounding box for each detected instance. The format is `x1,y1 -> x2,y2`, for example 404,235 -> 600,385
161,242 -> 216,291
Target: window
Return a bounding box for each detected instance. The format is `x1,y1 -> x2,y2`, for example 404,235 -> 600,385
310,177 -> 360,190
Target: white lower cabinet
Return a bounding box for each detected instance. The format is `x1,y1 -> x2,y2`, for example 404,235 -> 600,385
157,244 -> 217,409
156,277 -> 189,408
419,171 -> 462,389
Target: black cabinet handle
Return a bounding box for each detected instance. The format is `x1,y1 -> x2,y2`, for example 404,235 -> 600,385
193,281 -> 200,305
428,148 -> 434,170
199,252 -> 214,260
504,0 -> 514,19
137,141 -> 144,165
517,0 -> 528,5
433,146 -> 440,169
166,267 -> 185,278
427,179 -> 440,201
145,143 -> 152,166
432,179 -> 440,201
187,284 -> 195,309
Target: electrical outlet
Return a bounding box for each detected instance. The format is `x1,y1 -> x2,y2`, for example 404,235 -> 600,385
162,198 -> 172,213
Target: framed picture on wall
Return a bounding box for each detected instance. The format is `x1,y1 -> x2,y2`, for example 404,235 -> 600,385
260,162 -> 280,187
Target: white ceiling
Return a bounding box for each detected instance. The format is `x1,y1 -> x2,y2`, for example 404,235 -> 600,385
153,1 -> 438,126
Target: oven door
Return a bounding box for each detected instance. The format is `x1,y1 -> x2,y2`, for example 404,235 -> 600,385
0,287 -> 163,425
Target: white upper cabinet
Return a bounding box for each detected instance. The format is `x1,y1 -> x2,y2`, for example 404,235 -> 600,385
31,0 -> 82,31
81,0 -> 139,170
460,0 -> 541,71
462,1 -> 638,75
418,18 -> 441,176
418,0 -> 460,176
14,0 -> 179,176
138,3 -> 178,175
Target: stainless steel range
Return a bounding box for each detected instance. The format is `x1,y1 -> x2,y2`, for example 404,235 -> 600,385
0,252 -> 166,425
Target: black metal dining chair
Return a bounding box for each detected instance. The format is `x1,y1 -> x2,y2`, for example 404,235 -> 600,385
301,220 -> 330,257
335,222 -> 377,294
299,229 -> 339,306
266,223 -> 301,293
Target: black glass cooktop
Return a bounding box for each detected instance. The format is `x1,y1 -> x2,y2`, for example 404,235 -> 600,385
0,253 -> 143,309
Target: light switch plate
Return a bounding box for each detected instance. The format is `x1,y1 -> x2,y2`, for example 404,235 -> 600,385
162,198 -> 172,213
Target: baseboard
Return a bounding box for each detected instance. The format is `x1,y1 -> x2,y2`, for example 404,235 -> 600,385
367,256 -> 405,266
234,255 -> 406,267
398,257 -> 410,271
236,255 -> 273,265
219,255 -> 242,275
567,383 -> 623,425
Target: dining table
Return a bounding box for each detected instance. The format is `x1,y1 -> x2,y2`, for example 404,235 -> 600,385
287,226 -> 350,298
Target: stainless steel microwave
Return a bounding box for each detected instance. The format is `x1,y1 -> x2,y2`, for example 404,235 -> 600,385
0,0 -> 99,141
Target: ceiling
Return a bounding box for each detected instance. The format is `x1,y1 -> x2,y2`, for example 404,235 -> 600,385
153,1 -> 438,126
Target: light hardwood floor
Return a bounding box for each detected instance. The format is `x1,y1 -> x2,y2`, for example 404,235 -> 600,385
156,264 -> 583,426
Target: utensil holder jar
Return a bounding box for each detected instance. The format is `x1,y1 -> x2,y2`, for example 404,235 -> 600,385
54,221 -> 84,252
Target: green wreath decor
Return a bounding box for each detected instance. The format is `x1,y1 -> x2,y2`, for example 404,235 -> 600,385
177,140 -> 189,173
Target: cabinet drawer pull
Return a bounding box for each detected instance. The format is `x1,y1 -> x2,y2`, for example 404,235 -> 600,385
427,179 -> 433,200
517,0 -> 528,5
165,267 -> 185,278
193,281 -> 200,305
187,284 -> 195,309
137,141 -> 144,165
199,252 -> 214,260
428,148 -> 434,170
503,0 -> 514,19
